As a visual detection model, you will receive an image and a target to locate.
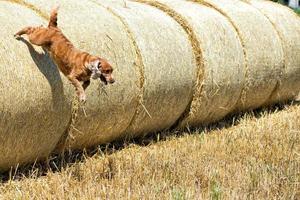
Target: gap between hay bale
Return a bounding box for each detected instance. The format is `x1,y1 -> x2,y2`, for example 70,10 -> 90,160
242,0 -> 285,105
96,0 -> 196,137
249,0 -> 300,103
195,0 -> 284,112
54,96 -> 79,151
153,0 -> 246,126
134,0 -> 205,128
190,0 -> 249,111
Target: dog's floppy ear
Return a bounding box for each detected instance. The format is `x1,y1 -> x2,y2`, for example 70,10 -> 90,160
87,60 -> 100,70
86,60 -> 101,80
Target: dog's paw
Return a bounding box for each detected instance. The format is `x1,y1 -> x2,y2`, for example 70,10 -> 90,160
14,34 -> 22,40
79,94 -> 86,104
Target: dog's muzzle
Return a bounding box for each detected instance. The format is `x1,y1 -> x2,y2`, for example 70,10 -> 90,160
100,74 -> 115,85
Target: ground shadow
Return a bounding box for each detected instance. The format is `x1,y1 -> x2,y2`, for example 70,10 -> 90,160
0,99 -> 298,182
16,37 -> 65,110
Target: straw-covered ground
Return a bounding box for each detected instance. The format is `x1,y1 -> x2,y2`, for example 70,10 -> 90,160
0,102 -> 299,199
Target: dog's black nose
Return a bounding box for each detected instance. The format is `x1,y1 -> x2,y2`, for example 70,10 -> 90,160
109,79 -> 115,84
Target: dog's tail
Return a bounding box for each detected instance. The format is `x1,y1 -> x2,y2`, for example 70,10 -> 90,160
48,6 -> 59,28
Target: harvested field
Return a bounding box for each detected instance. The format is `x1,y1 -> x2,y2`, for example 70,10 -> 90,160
0,103 -> 299,199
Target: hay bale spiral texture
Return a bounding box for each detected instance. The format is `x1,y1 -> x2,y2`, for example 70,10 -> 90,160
94,0 -> 196,137
22,0 -> 141,149
248,0 -> 300,103
196,0 -> 284,111
0,1 -> 72,170
145,0 -> 245,127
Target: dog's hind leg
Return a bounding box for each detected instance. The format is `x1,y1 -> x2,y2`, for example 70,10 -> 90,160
15,26 -> 50,46
14,26 -> 35,37
27,30 -> 50,46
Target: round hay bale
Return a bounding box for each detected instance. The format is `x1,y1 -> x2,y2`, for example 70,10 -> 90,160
196,0 -> 284,111
141,0 -> 245,127
0,1 -> 72,170
248,0 -> 300,103
22,0 -> 141,149
94,0 -> 196,137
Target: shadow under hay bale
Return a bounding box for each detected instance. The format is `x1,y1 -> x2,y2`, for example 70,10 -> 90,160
0,100 -> 296,182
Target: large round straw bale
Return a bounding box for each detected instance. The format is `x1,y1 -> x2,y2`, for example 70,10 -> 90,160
94,0 -> 196,137
197,0 -> 284,111
0,1 -> 72,170
144,0 -> 245,127
22,0 -> 141,149
248,0 -> 300,103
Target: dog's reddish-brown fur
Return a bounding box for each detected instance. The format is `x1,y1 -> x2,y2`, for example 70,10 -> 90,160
14,7 -> 115,102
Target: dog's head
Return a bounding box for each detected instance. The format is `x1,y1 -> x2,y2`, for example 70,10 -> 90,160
88,58 -> 115,85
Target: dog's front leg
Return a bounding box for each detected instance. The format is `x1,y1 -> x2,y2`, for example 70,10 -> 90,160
67,76 -> 86,103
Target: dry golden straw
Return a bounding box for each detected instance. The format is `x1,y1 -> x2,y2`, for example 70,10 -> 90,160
139,0 -> 246,127
247,0 -> 300,103
95,0 -> 196,137
1,0 -> 300,171
193,0 -> 284,111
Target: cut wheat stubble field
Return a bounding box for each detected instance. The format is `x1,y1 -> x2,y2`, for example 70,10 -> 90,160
0,102 -> 299,199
